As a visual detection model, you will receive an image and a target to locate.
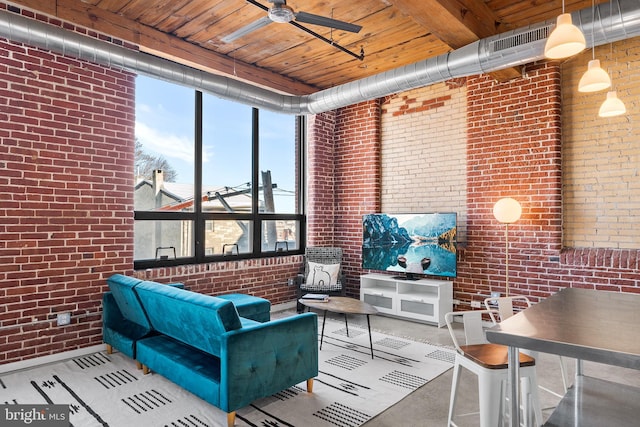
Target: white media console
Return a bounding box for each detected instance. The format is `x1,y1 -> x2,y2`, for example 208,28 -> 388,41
359,273 -> 453,327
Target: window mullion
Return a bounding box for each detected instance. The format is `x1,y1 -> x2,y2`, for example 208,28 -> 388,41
194,91 -> 204,260
252,107 -> 260,255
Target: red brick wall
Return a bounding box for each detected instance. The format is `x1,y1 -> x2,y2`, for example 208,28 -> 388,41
306,111 -> 336,246
460,62 -> 640,304
333,101 -> 381,296
4,4 -> 640,366
329,62 -> 640,308
132,257 -> 302,302
459,63 -> 565,304
0,8 -> 303,365
306,103 -> 381,296
0,13 -> 136,363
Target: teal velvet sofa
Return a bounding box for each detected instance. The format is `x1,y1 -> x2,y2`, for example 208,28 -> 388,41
102,275 -> 271,360
102,274 -> 318,427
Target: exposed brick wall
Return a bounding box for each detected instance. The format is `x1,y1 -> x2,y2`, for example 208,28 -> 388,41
332,101 -> 381,296
332,57 -> 640,308
4,2 -> 640,367
0,11 -> 135,363
0,6 -> 303,365
460,63 -> 565,304
380,81 -> 468,241
561,37 -> 640,249
133,256 -> 302,303
306,111 -> 336,246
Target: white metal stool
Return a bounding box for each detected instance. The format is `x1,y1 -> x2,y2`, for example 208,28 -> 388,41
446,310 -> 542,427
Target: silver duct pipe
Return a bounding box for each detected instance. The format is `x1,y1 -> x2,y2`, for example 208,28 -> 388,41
308,0 -> 640,113
0,0 -> 639,115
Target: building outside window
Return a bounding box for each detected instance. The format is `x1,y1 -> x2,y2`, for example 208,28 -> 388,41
133,76 -> 305,268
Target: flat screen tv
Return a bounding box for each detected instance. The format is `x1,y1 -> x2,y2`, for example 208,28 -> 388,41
362,213 -> 457,279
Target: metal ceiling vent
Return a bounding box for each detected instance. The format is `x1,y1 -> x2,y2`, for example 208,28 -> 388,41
490,24 -> 553,53
1,0 -> 640,114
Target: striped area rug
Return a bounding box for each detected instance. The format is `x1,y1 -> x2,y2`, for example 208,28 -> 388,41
0,318 -> 454,427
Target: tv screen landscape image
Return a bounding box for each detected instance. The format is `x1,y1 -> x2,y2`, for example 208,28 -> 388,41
362,213 -> 457,278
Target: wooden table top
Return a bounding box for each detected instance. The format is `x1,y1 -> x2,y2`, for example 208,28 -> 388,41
298,296 -> 378,315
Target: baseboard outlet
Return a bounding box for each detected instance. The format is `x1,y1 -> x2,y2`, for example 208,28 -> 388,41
0,344 -> 105,374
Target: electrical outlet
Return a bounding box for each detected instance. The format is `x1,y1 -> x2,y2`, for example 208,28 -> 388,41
470,300 -> 481,308
287,278 -> 295,286
491,291 -> 501,299
57,312 -> 71,326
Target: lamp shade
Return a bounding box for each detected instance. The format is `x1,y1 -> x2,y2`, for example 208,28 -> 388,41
598,91 -> 626,117
544,13 -> 586,59
578,59 -> 612,92
493,198 -> 522,224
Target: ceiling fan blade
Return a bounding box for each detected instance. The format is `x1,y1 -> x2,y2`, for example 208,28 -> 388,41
294,11 -> 362,33
221,16 -> 273,43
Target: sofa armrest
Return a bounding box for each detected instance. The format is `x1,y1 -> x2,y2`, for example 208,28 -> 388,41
220,312 -> 318,412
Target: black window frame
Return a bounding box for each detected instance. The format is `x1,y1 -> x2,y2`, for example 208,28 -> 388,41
133,91 -> 306,270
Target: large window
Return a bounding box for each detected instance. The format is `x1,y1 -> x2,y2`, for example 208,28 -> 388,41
134,76 -> 305,268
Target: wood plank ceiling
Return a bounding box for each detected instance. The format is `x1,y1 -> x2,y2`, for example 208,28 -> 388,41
10,0 -> 605,95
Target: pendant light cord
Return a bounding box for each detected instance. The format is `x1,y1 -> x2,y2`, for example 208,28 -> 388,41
591,0 -> 595,60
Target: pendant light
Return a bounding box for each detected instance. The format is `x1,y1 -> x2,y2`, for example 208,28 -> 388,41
598,91 -> 626,117
579,59 -> 611,92
544,1 -> 586,59
579,1 -> 611,92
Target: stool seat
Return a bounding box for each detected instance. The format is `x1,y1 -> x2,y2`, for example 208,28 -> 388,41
461,343 -> 535,369
217,293 -> 271,322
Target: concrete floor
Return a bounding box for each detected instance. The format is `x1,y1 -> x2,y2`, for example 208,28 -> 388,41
277,307 -> 640,427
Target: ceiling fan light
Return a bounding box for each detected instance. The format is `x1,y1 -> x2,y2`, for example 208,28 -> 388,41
268,5 -> 295,23
598,91 -> 626,117
544,13 -> 586,59
578,59 -> 612,92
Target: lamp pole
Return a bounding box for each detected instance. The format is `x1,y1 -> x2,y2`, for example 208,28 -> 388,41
493,198 -> 522,298
504,223 -> 510,297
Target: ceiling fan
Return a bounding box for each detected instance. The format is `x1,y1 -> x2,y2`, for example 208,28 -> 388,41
222,0 -> 364,60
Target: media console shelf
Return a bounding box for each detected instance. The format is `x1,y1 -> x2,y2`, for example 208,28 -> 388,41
359,273 -> 452,327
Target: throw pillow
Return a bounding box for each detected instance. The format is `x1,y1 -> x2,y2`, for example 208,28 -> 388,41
306,262 -> 340,288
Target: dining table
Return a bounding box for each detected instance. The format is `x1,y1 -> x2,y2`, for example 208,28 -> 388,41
485,287 -> 640,427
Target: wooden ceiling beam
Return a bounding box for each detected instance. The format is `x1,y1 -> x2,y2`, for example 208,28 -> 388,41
389,0 -> 522,81
6,0 -> 57,15
6,0 -> 318,95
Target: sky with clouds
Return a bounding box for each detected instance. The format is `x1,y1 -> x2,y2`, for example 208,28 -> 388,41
135,75 -> 297,211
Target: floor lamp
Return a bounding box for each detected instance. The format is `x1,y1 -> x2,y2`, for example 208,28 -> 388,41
493,198 -> 522,297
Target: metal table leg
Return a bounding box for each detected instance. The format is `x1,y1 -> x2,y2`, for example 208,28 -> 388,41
319,310 -> 327,350
344,313 -> 349,336
508,345 -> 520,427
367,314 -> 374,359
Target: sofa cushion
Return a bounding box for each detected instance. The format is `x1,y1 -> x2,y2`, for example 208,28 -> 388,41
106,274 -> 151,331
136,334 -> 221,406
102,292 -> 152,359
134,282 -> 242,356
